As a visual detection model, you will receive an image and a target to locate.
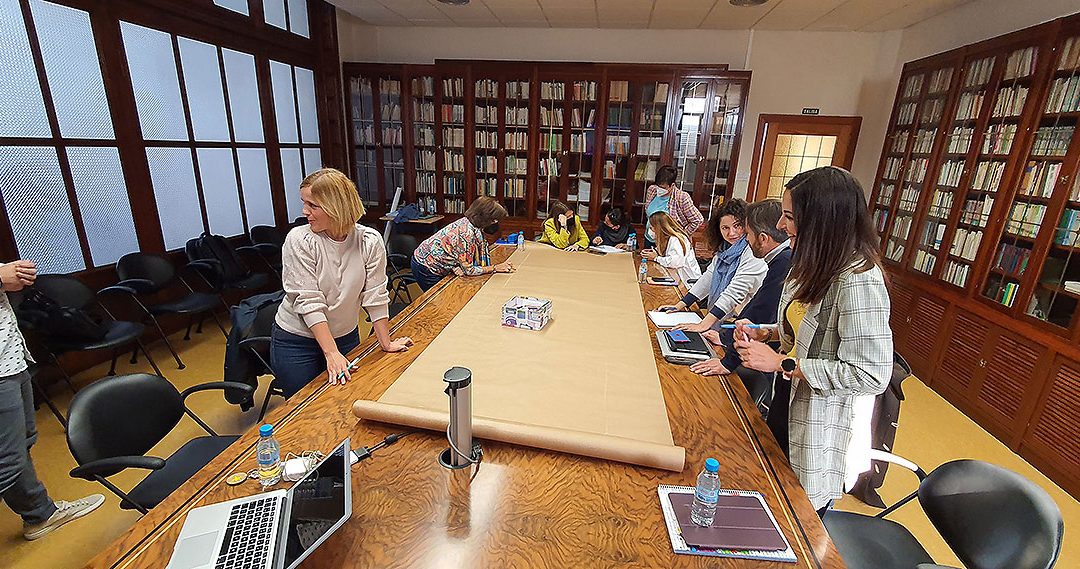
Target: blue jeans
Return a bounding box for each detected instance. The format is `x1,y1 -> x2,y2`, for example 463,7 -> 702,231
0,370 -> 57,525
269,324 -> 360,398
411,257 -> 444,292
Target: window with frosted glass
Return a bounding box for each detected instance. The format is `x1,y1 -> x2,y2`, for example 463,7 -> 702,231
238,148 -> 275,227
0,146 -> 84,273
270,60 -> 298,143
178,38 -> 230,142
281,148 -> 304,220
264,0 -> 286,30
287,0 -> 309,38
213,0 -> 248,15
295,66 -> 319,143
147,147 -> 204,250
122,22 -> 187,141
29,0 -> 114,139
0,0 -> 50,138
197,148 -> 244,237
303,148 -> 322,176
68,147 -> 139,266
223,49 -> 263,143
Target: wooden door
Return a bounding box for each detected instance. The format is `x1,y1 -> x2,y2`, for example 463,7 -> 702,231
748,114 -> 862,202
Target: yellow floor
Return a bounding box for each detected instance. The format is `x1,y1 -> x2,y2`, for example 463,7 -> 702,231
1,319 -> 1075,568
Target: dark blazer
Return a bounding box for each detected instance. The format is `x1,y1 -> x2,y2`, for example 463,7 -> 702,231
720,245 -> 792,370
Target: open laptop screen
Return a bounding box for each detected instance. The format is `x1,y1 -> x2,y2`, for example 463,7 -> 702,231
282,440 -> 351,569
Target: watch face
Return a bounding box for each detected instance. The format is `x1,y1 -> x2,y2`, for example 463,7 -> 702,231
781,358 -> 797,372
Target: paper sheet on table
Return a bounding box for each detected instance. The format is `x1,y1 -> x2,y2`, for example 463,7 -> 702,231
590,245 -> 630,254
356,242 -> 684,471
648,310 -> 703,328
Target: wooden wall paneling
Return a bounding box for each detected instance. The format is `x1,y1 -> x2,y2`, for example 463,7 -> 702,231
1021,355 -> 1080,496
905,292 -> 949,376
889,279 -> 917,351
976,328 -> 1051,445
311,1 -> 346,173
257,55 -> 290,227
934,307 -> 991,404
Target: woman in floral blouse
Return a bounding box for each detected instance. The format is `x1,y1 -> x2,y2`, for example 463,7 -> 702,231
411,196 -> 515,291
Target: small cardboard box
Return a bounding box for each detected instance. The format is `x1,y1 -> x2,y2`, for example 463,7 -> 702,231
502,296 -> 552,331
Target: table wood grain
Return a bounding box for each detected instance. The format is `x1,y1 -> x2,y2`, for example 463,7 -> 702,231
86,247 -> 843,569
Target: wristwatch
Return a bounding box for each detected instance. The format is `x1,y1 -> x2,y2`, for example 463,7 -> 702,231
780,357 -> 798,375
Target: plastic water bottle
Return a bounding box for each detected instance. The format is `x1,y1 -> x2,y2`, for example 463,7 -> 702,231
256,424 -> 282,487
628,232 -> 637,252
517,231 -> 525,251
638,258 -> 649,283
691,458 -> 721,526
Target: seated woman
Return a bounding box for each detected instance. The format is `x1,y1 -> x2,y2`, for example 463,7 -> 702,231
661,198 -> 767,332
411,196 -> 515,292
538,201 -> 589,251
642,211 -> 701,285
592,207 -> 630,249
272,168 -> 413,398
643,165 -> 703,247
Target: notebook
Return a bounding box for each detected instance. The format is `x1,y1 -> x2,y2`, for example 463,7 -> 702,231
663,330 -> 710,356
647,310 -> 702,328
658,485 -> 796,563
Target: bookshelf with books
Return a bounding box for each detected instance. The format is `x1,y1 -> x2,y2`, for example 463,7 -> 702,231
343,62 -> 744,236
871,16 -> 1080,499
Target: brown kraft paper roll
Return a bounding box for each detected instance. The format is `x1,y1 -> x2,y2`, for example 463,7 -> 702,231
352,399 -> 686,472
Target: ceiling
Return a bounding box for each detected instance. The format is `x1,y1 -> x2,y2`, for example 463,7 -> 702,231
329,0 -> 974,31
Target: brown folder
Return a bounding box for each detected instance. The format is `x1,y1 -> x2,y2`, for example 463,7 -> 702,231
667,493 -> 788,552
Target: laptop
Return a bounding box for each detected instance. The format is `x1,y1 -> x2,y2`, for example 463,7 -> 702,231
166,439 -> 351,569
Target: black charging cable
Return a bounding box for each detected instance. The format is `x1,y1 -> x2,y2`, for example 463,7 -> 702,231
351,431 -> 416,464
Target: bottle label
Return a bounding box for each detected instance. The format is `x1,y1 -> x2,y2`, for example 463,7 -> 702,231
695,487 -> 719,505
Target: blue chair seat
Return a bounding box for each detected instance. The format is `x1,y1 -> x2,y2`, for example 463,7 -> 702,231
122,435 -> 239,510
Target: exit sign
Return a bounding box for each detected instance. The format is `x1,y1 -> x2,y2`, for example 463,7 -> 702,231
802,108 -> 820,115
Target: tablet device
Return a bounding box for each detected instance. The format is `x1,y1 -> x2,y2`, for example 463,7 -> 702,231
667,330 -> 690,343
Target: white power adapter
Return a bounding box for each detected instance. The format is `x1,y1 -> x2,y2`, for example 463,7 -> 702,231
282,457 -> 312,482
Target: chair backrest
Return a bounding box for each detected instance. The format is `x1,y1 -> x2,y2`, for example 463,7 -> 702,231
116,252 -> 175,291
387,233 -> 418,259
250,225 -> 285,247
186,233 -> 249,282
919,460 -> 1063,569
32,274 -> 96,310
66,374 -> 185,473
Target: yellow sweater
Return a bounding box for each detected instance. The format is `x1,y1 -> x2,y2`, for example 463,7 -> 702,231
539,217 -> 590,249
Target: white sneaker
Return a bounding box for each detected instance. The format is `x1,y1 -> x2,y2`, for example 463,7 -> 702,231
23,494 -> 106,541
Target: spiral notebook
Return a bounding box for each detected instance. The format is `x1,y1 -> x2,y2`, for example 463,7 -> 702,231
658,485 -> 797,563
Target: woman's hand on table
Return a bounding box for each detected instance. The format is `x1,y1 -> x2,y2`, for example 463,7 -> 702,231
673,321 -> 711,334
381,336 -> 414,353
690,358 -> 730,377
326,351 -> 352,385
494,261 -> 515,273
641,248 -> 658,261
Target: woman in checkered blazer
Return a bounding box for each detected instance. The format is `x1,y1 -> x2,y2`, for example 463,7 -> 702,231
734,166 -> 893,515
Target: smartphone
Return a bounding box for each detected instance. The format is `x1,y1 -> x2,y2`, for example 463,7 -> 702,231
667,330 -> 691,343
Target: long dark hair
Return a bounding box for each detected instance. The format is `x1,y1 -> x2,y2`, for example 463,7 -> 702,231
786,166 -> 881,305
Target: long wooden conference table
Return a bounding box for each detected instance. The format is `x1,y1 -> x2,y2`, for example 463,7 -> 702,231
87,246 -> 843,568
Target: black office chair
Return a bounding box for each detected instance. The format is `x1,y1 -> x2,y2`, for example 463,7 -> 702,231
185,234 -> 271,309
734,366 -> 772,412
66,373 -> 253,514
236,298 -> 284,420
26,275 -> 163,381
823,459 -> 1063,569
115,252 -> 226,370
386,233 -> 418,305
248,225 -> 285,273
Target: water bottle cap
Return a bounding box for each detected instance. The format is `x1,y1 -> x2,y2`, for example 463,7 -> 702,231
259,424 -> 273,437
704,458 -> 719,472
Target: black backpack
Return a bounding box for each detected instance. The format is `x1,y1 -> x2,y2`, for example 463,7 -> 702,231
186,232 -> 249,285
17,289 -> 107,342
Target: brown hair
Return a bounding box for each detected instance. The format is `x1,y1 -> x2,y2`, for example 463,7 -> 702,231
785,166 -> 882,305
649,211 -> 692,257
546,200 -> 572,224
744,199 -> 788,243
704,198 -> 748,251
465,196 -> 507,229
301,168 -> 365,236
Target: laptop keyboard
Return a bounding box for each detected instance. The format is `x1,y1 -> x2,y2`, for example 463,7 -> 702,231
216,496 -> 280,569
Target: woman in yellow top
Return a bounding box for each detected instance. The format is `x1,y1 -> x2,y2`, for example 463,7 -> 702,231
538,201 -> 589,251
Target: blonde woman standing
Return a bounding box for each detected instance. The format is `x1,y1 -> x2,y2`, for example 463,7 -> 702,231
641,211 -> 701,285
271,168 -> 413,398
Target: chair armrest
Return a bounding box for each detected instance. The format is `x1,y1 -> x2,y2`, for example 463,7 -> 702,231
247,243 -> 280,255
238,336 -> 271,349
917,565 -> 961,569
868,449 -> 927,480
70,456 -> 165,479
115,278 -> 157,294
184,260 -> 223,291
97,285 -> 153,320
180,381 -> 255,400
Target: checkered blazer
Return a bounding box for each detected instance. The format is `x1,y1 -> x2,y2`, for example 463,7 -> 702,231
777,263 -> 893,510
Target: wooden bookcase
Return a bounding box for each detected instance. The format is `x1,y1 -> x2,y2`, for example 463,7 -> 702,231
872,14 -> 1080,498
342,61 -> 749,235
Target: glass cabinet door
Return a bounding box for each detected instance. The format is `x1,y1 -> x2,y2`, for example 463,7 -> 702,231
440,75 -> 466,214
873,73 -> 923,241
567,79 -> 598,222
503,78 -> 530,218
673,80 -> 708,220
700,80 -> 743,217
474,77 -> 499,200
378,76 -> 404,208
908,66 -> 956,276
601,80 -> 632,219
629,80 -> 669,223
349,76 -> 379,206
411,74 -> 436,212
537,79 -> 564,220
1021,36 -> 1080,328
884,72 -> 932,264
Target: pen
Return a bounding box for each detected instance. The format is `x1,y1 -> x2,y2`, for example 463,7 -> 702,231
335,355 -> 363,381
719,323 -> 779,329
